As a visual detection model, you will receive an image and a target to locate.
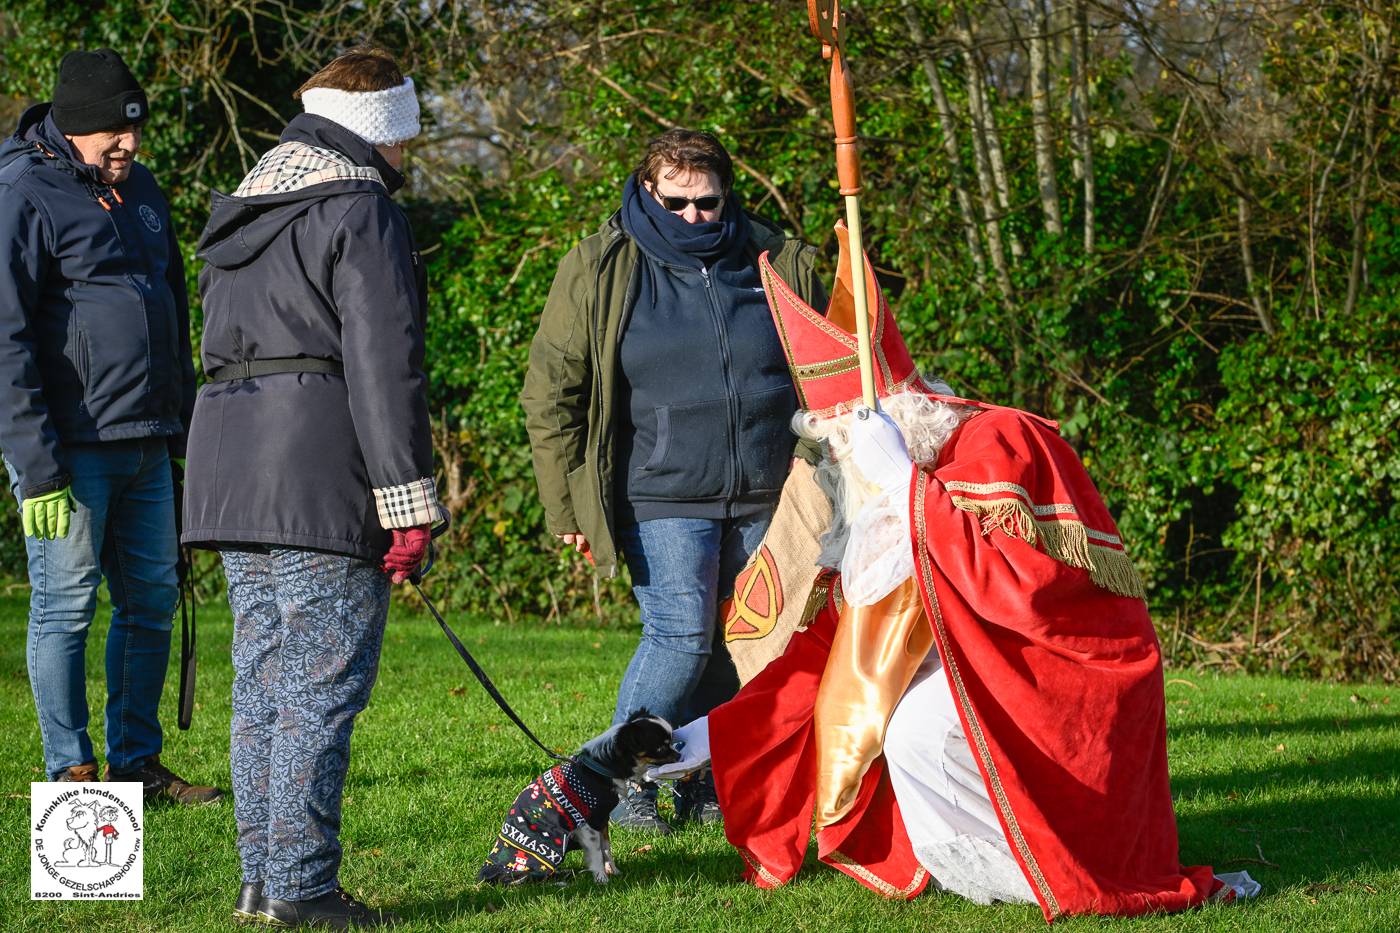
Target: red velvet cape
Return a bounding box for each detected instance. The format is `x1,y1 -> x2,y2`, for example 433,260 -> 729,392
710,408 -> 1220,921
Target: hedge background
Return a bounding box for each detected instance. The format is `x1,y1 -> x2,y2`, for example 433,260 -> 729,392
1,0 -> 1395,679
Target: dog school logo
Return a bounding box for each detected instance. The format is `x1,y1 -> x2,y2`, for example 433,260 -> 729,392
31,782 -> 144,900
139,204 -> 163,233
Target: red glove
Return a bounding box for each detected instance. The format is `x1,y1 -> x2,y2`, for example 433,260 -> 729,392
382,526 -> 431,583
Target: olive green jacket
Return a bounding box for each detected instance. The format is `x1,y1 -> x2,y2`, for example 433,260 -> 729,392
520,211 -> 826,577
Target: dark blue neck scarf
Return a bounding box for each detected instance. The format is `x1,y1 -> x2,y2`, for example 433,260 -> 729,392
620,173 -> 750,270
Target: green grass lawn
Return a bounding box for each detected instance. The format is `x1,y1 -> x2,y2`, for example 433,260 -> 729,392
1,592 -> 1397,932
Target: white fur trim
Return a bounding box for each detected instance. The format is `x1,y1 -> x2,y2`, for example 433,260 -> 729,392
300,77 -> 421,146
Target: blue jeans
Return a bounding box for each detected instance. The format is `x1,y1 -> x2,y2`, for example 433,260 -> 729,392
6,438 -> 179,779
223,547 -> 390,901
614,513 -> 772,728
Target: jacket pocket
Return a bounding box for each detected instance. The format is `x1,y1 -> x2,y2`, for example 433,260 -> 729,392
74,328 -> 90,385
736,384 -> 799,495
563,461 -> 593,533
631,397 -> 730,501
640,406 -> 670,471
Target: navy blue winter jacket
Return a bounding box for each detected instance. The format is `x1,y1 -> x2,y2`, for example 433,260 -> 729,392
615,176 -> 798,522
0,104 -> 195,498
182,114 -> 443,561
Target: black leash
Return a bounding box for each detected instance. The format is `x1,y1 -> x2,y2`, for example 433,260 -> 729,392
409,552 -> 572,765
171,458 -> 197,731
176,545 -> 197,730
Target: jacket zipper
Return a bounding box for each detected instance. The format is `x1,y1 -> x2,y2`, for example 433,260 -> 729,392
35,141 -> 173,421
591,229 -> 633,575
700,266 -> 743,512
96,182 -> 164,414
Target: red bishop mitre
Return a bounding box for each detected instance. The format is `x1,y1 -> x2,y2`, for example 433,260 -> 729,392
759,222 -> 930,417
760,222 -> 1058,431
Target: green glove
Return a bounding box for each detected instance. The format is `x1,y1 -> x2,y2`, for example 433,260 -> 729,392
22,487 -> 74,540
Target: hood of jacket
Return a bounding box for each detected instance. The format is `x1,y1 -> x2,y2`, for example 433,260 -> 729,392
1,103 -> 108,183
196,113 -> 404,271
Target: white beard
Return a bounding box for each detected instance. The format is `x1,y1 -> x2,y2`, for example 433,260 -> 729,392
794,387 -> 974,583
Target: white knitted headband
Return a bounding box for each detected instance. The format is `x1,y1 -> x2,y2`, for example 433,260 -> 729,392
301,77 -> 421,147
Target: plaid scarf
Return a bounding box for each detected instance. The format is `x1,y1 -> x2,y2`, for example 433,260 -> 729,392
230,140 -> 383,199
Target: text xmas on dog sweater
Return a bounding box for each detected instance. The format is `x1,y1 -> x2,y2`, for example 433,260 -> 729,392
480,760 -> 618,879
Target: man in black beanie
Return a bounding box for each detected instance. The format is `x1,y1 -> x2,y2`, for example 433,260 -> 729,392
0,48 -> 220,804
48,48 -> 149,184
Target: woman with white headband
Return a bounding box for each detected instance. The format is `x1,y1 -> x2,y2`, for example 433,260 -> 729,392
183,47 -> 445,929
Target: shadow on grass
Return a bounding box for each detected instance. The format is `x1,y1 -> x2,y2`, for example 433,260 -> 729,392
1168,703 -> 1400,893
1174,744 -> 1400,800
1177,797 -> 1392,898
1174,743 -> 1400,892
399,843 -> 748,923
1172,712 -> 1400,741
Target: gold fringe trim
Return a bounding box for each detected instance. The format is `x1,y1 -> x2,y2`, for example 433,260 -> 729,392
798,575 -> 833,630
950,497 -> 1146,600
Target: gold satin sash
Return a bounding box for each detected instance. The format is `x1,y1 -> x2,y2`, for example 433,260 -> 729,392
813,576 -> 933,829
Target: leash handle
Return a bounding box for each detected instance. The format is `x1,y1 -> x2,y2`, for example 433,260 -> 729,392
407,512 -> 451,585
412,581 -> 573,765
409,541 -> 435,585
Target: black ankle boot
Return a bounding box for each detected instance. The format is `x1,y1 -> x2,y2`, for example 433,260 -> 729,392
233,881 -> 263,924
258,886 -> 399,929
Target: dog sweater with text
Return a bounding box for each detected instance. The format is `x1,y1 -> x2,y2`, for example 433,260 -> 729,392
479,761 -> 618,882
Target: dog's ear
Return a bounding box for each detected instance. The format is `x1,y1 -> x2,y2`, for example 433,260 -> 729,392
614,718 -> 645,756
616,716 -> 674,757
624,707 -> 654,723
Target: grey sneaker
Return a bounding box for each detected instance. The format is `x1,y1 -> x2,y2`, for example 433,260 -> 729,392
609,782 -> 672,835
673,769 -> 723,825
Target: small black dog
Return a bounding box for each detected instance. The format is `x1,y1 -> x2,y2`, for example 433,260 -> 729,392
478,709 -> 680,885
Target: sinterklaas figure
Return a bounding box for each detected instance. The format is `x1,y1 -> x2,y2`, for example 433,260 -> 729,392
659,0 -> 1262,920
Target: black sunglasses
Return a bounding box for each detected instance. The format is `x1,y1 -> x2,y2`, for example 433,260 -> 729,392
657,193 -> 724,212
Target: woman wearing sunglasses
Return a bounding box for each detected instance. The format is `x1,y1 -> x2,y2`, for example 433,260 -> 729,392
522,128 -> 826,833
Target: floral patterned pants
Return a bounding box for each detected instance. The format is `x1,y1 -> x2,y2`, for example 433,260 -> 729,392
222,547 -> 390,901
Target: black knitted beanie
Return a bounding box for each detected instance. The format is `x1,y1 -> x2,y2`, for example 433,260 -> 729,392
51,49 -> 148,135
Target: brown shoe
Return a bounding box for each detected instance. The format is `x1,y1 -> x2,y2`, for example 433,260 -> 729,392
103,755 -> 223,805
55,763 -> 99,782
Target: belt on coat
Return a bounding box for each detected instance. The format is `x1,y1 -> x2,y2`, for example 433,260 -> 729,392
204,357 -> 344,382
